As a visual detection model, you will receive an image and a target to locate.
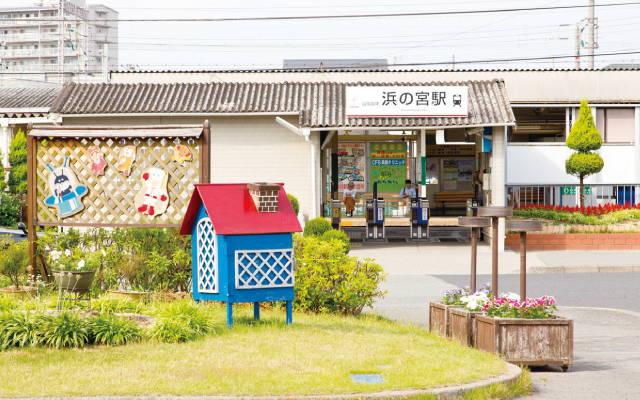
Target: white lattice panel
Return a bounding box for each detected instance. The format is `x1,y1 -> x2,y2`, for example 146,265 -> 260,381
197,218 -> 218,293
235,249 -> 294,289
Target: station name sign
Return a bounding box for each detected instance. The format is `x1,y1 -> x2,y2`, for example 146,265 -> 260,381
346,86 -> 468,118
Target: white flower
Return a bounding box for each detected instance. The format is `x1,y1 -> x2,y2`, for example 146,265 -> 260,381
101,249 -> 106,256
77,260 -> 85,270
64,249 -> 71,257
501,292 -> 520,301
50,251 -> 61,261
466,300 -> 479,310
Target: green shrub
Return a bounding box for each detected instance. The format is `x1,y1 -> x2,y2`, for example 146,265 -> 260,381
39,312 -> 90,348
155,300 -> 218,336
0,194 -> 24,228
0,236 -> 29,290
149,318 -> 196,343
1,311 -> 43,349
89,314 -> 143,346
293,236 -> 386,316
8,130 -> 27,195
303,217 -> 332,237
320,229 -> 351,254
287,193 -> 300,215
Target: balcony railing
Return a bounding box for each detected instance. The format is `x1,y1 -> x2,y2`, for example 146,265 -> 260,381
5,63 -> 81,72
0,47 -> 76,57
0,33 -> 59,41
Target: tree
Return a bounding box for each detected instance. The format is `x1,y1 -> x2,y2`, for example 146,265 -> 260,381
565,100 -> 604,206
8,129 -> 27,194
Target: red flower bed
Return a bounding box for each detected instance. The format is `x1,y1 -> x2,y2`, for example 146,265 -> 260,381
515,202 -> 640,217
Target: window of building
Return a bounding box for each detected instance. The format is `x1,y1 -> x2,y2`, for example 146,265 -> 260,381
596,108 -> 636,143
97,13 -> 103,18
97,29 -> 102,33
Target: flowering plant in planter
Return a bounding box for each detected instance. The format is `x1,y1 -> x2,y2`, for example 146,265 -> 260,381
442,286 -> 469,305
482,295 -> 557,319
48,248 -> 103,272
459,282 -> 492,311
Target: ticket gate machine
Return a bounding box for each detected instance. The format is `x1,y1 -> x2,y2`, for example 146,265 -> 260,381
366,183 -> 385,241
331,199 -> 342,230
410,197 -> 430,241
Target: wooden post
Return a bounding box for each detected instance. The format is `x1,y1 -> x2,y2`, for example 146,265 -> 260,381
201,120 -> 210,184
26,126 -> 49,281
470,228 -> 477,293
458,217 -> 491,295
492,216 -> 499,298
254,302 -> 260,320
520,232 -> 527,302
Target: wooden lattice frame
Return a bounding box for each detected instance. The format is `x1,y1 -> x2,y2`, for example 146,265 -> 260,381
28,124 -> 210,228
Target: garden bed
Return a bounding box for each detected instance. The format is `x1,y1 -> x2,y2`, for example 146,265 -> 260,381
450,308 -> 483,347
429,301 -> 462,337
0,306 -> 508,397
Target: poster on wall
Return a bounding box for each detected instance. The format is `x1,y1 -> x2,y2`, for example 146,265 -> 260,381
458,160 -> 474,182
443,160 -> 459,191
338,143 -> 366,191
369,142 -> 407,192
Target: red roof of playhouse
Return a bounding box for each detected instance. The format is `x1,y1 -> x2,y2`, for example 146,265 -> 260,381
179,183 -> 302,236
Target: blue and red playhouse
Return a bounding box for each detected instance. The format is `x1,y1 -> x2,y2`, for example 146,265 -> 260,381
180,182 -> 302,327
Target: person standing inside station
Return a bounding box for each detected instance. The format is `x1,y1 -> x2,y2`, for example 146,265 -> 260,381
343,181 -> 358,217
400,179 -> 417,217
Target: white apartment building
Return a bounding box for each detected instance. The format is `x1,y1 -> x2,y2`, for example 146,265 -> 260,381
0,0 -> 117,80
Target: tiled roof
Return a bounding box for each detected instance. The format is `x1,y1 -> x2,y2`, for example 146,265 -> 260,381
0,86 -> 62,109
50,80 -> 515,128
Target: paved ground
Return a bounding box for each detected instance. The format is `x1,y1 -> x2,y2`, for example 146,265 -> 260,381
357,242 -> 640,399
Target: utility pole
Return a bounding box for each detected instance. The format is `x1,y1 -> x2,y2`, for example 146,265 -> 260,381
586,0 -> 598,69
58,0 -> 64,83
575,23 -> 581,70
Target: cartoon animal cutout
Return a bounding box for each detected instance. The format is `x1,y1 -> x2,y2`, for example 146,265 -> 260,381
44,157 -> 88,219
116,145 -> 136,176
171,144 -> 192,165
87,145 -> 107,176
134,167 -> 169,219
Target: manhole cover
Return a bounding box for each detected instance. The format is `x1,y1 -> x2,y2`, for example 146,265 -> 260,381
351,374 -> 384,384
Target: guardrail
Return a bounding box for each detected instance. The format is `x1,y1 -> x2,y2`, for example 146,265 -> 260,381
507,184 -> 640,208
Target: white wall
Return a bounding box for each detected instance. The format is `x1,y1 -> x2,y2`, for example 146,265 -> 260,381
506,143 -> 638,185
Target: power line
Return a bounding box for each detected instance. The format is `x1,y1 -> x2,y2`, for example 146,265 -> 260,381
6,2 -> 640,22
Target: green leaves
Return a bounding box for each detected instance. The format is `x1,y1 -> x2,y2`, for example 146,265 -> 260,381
565,152 -> 604,178
89,314 -> 143,346
293,236 -> 386,316
287,193 -> 300,215
303,217 -> 332,237
566,100 -> 602,153
0,194 -> 25,228
0,236 -> 29,289
39,312 -> 90,349
8,129 -> 27,195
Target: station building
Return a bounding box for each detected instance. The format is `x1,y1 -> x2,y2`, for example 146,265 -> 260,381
41,68 -> 640,250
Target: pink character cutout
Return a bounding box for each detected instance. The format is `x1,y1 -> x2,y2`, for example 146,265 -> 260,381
87,146 -> 107,176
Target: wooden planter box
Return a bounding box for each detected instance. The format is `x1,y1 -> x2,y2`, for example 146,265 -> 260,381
450,308 -> 483,347
474,314 -> 573,370
429,301 -> 463,337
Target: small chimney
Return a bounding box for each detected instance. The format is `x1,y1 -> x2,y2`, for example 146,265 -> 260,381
248,182 -> 281,212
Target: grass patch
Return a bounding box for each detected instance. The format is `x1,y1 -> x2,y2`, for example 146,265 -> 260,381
0,306 -> 507,397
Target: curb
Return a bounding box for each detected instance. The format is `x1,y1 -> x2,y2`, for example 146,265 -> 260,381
529,265 -> 640,274
10,364 -> 522,400
560,306 -> 640,319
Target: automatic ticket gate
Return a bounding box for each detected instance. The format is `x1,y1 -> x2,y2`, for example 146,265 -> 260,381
331,199 -> 342,230
366,183 -> 385,241
410,197 -> 430,241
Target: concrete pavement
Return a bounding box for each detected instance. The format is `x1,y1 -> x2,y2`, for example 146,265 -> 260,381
360,241 -> 640,399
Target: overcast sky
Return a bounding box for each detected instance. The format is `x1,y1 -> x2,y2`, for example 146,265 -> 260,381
12,0 -> 640,70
